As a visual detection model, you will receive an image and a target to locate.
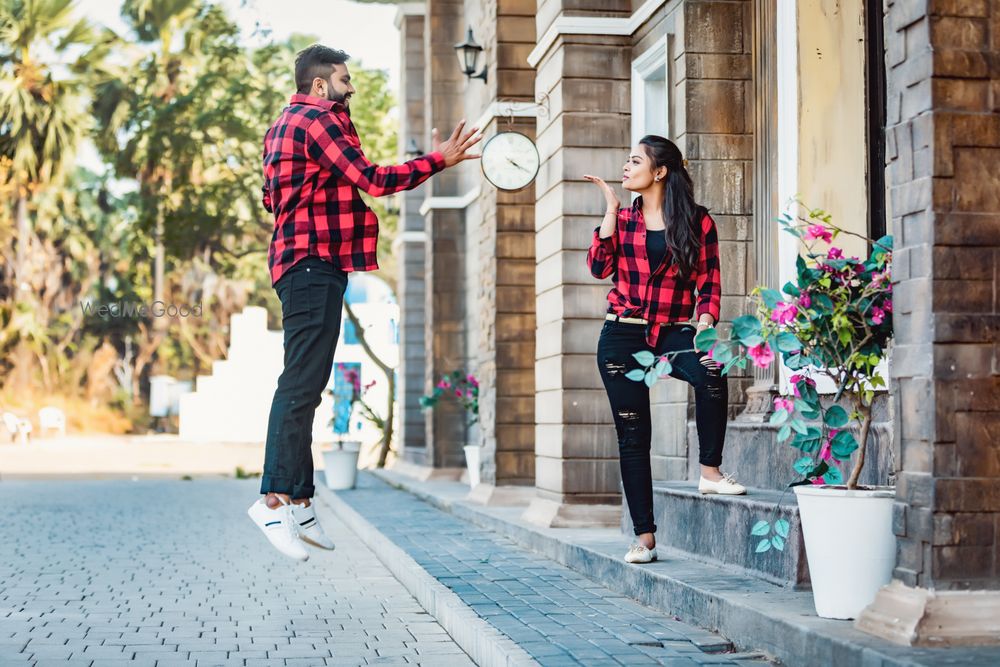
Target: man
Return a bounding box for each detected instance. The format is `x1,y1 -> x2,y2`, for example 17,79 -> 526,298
248,45 -> 480,560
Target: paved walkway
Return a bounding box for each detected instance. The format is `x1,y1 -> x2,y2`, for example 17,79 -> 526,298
0,478 -> 472,667
337,476 -> 770,667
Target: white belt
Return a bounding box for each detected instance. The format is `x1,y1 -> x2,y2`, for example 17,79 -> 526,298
605,314 -> 649,325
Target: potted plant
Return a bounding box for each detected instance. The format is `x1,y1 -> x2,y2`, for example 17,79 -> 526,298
420,371 -> 480,486
627,203 -> 894,620
323,363 -> 364,490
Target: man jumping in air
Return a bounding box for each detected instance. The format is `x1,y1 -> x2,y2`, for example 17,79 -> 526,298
248,44 -> 480,560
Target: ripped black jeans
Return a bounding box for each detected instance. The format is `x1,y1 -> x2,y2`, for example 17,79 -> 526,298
597,320 -> 729,536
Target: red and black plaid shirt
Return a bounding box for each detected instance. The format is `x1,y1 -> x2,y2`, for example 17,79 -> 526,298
262,94 -> 445,285
587,198 -> 722,346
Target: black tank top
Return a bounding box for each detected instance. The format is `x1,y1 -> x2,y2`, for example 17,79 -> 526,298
646,230 -> 667,273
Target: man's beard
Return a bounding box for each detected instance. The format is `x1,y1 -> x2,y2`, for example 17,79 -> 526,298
329,89 -> 351,116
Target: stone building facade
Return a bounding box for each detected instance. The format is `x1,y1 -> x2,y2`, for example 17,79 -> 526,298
393,0 -> 1000,645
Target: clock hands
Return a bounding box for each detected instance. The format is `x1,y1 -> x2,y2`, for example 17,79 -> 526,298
506,156 -> 531,173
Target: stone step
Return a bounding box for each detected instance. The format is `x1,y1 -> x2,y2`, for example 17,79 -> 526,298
631,482 -> 810,588
687,420 -> 894,491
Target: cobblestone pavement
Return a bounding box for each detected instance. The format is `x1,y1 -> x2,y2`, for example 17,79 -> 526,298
337,476 -> 771,667
0,478 -> 473,667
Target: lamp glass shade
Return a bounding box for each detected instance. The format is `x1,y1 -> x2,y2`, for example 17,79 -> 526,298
453,26 -> 482,77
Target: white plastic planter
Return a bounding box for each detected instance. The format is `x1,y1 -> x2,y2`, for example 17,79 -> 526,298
463,445 -> 481,488
794,485 -> 896,620
323,442 -> 361,490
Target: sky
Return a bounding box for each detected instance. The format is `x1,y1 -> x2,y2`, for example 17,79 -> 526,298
76,0 -> 402,173
79,0 -> 402,91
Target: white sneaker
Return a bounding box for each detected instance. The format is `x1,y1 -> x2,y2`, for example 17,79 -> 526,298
624,544 -> 657,564
291,502 -> 335,550
698,473 -> 747,495
247,498 -> 309,561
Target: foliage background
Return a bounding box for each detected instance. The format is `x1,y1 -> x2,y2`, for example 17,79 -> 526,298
0,0 -> 399,432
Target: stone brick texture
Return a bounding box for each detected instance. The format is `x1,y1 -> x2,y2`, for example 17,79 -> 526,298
886,0 -> 1000,590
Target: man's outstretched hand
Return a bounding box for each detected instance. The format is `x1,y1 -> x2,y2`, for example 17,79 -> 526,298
433,120 -> 482,168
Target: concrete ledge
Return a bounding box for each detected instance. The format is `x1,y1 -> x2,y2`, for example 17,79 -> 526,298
644,482 -> 810,588
314,481 -> 538,667
371,468 -> 1000,667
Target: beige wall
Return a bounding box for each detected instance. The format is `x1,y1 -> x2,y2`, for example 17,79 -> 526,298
797,0 -> 869,258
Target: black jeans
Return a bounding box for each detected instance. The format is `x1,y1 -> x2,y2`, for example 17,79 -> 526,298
597,320 -> 729,536
261,256 -> 348,499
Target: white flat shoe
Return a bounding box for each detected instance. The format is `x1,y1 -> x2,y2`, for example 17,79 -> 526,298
624,544 -> 657,564
698,473 -> 747,495
291,502 -> 335,550
247,498 -> 309,561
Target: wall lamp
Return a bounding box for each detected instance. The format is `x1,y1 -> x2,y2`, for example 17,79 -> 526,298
454,26 -> 488,83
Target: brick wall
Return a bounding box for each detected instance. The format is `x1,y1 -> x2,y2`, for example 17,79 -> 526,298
887,0 -> 1000,590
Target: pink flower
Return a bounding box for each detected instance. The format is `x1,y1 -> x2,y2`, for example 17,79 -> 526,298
819,440 -> 832,461
883,299 -> 892,313
810,475 -> 827,486
455,389 -> 463,397
803,224 -> 832,243
466,374 -> 479,388
770,302 -> 797,325
871,306 -> 885,325
827,247 -> 843,259
773,397 -> 795,414
789,374 -> 816,397
465,389 -> 473,398
798,292 -> 811,309
747,342 -> 774,369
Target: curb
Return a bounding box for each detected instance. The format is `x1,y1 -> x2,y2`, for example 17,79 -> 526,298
314,480 -> 538,667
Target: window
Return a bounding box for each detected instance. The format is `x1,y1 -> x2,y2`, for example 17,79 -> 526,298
631,36 -> 672,144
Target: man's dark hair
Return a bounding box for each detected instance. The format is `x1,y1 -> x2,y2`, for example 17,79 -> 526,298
295,45 -> 350,94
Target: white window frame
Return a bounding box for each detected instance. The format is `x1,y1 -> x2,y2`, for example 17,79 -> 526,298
631,36 -> 671,146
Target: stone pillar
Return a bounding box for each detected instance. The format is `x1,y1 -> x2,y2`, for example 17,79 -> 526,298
523,0 -> 633,527
397,6 -> 431,465
677,0 -> 755,476
856,0 -> 1000,646
422,0 -> 468,470
468,0 -> 538,502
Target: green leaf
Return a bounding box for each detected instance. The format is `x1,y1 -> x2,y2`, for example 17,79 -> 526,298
784,353 -> 805,370
813,294 -> 834,312
711,342 -> 734,364
751,520 -> 770,536
793,456 -> 814,476
755,538 -> 772,554
774,519 -> 790,538
633,350 -> 655,367
831,430 -> 859,459
793,399 -> 811,413
760,288 -> 783,309
824,405 -> 849,428
694,327 -> 718,351
771,535 -> 786,551
791,426 -> 823,453
775,332 -> 802,353
782,281 -> 801,297
644,370 -> 657,388
790,419 -> 807,435
777,423 -> 791,441
769,409 -> 789,426
655,358 -> 672,377
625,369 -> 646,382
824,466 -> 844,485
732,315 -> 763,345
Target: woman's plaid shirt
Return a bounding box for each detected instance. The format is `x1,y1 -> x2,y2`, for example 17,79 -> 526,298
262,94 -> 445,285
587,198 -> 722,347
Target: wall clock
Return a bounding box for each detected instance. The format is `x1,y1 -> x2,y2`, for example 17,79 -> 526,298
480,131 -> 540,191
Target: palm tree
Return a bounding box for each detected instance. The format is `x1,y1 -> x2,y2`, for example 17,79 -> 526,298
0,0 -> 105,391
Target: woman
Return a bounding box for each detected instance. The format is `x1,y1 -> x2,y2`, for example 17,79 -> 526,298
585,135 -> 746,565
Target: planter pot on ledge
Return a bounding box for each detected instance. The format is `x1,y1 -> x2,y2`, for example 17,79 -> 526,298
463,445 -> 481,488
794,485 -> 896,620
323,442 -> 361,490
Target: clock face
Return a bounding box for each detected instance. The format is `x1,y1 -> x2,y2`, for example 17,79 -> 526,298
480,131 -> 540,191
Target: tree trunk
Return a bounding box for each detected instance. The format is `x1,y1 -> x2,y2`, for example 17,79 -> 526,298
846,399 -> 873,489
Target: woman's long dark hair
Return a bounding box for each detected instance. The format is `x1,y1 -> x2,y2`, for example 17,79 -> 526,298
639,135 -> 701,278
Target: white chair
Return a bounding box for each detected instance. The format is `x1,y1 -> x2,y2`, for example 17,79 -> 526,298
38,406 -> 67,437
2,412 -> 32,444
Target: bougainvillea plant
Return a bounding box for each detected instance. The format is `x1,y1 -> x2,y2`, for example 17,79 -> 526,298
627,203 -> 893,553
420,371 -> 480,427
328,363 -> 378,447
